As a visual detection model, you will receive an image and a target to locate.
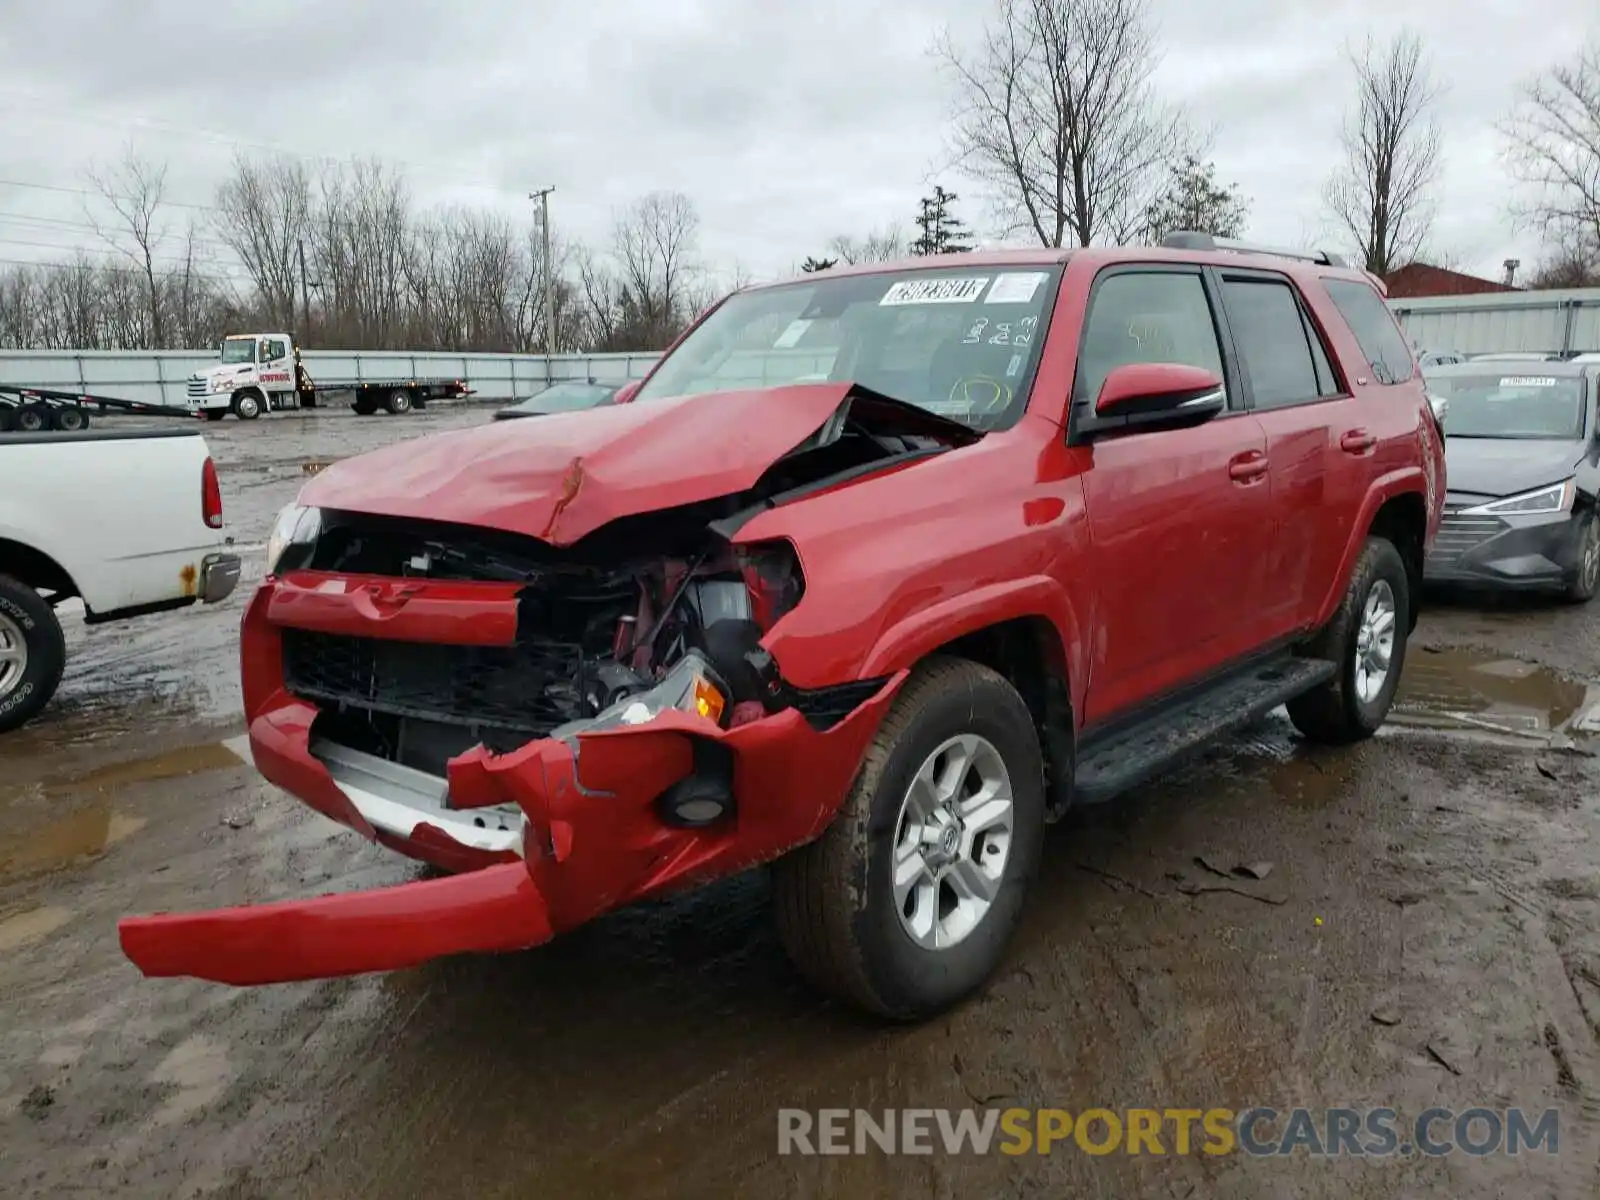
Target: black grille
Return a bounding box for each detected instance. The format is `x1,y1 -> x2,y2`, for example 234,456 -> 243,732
282,628 -> 586,736
1429,505 -> 1509,567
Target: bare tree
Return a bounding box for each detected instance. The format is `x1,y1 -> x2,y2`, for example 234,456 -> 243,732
310,158 -> 411,348
1499,40 -> 1600,274
936,0 -> 1190,247
213,153 -> 312,334
1527,246 -> 1600,289
590,191 -> 704,350
83,147 -> 171,346
827,227 -> 906,264
1323,31 -> 1444,275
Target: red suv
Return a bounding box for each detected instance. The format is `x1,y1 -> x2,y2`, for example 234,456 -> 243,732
121,234 -> 1445,1020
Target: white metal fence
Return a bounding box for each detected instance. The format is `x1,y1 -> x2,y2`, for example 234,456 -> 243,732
0,349 -> 664,409
1389,289 -> 1600,357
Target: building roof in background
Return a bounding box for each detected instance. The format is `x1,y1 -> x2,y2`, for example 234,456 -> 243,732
1385,263 -> 1520,299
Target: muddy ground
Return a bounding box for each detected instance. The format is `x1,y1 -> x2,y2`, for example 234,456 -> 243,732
5,404 -> 1600,1197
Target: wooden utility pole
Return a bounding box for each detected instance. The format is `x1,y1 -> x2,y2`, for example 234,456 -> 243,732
529,187 -> 556,357
297,238 -> 312,341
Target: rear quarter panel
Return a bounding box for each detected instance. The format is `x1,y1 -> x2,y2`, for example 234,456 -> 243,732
0,432 -> 230,612
1300,273 -> 1444,626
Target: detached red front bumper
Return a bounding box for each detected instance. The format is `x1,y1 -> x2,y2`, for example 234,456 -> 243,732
119,578 -> 903,986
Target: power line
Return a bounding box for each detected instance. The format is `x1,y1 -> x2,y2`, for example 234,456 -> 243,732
0,88 -> 520,198
0,211 -> 241,254
0,234 -> 246,271
0,177 -> 218,212
0,255 -> 242,285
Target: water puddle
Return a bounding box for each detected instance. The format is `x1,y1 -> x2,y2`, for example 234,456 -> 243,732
1393,647 -> 1592,738
0,741 -> 243,881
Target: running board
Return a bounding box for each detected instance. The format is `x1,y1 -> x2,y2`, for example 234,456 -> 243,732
1073,657 -> 1337,804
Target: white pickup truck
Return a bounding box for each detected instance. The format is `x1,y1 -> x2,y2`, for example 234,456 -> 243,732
0,427 -> 242,731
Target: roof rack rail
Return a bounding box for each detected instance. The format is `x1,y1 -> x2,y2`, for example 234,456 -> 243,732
1160,230 -> 1350,270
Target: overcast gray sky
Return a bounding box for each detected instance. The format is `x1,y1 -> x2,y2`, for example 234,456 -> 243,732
0,0 -> 1591,288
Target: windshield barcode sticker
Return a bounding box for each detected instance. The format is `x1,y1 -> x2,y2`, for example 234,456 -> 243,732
1500,376 -> 1558,387
880,277 -> 989,306
986,272 -> 1048,304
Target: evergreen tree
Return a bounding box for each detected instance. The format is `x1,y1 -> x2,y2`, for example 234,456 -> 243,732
911,186 -> 975,255
1142,156 -> 1250,244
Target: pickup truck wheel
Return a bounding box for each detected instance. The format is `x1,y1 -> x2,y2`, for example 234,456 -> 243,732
0,575 -> 66,734
384,389 -> 413,415
1287,537 -> 1410,745
772,657 -> 1046,1020
1562,512 -> 1599,604
203,409 -> 226,422
232,392 -> 263,420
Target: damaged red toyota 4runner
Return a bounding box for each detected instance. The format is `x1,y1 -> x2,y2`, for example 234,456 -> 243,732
120,234 -> 1445,1020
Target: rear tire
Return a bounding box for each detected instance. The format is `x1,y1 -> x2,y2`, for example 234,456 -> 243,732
51,406 -> 88,432
1287,537 -> 1410,745
0,575 -> 67,734
15,404 -> 48,433
772,657 -> 1047,1020
383,389 -> 413,415
1563,512 -> 1599,604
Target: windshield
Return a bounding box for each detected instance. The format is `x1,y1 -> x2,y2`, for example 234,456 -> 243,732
631,265 -> 1063,429
510,382 -> 617,413
220,339 -> 256,364
1425,372 -> 1588,439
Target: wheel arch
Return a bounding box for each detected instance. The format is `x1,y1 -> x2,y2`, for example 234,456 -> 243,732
0,536 -> 80,600
1366,492 -> 1428,632
928,616 -> 1076,820
1313,474 -> 1429,633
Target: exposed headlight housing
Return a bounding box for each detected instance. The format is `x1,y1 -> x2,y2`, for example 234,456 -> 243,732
266,504 -> 322,574
551,651 -> 729,739
1462,479 -> 1576,517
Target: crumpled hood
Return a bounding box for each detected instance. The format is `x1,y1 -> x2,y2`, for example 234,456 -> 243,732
1444,436 -> 1587,500
299,382 -> 973,545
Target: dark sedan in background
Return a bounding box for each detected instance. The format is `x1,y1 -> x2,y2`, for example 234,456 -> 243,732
493,378 -> 627,421
1422,361 -> 1600,601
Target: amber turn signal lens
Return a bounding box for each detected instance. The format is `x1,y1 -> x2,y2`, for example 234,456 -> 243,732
692,675 -> 726,725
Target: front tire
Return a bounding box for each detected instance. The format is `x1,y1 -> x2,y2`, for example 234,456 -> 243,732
232,391 -> 263,421
772,657 -> 1047,1020
1288,536 -> 1410,745
0,575 -> 67,734
1563,512 -> 1599,604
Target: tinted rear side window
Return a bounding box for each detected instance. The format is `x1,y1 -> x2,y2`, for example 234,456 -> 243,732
1221,279 -> 1323,409
1323,279 -> 1414,385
